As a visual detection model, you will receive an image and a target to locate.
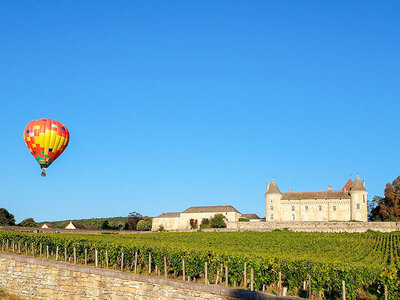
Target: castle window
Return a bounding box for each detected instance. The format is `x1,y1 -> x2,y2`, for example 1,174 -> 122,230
292,206 -> 295,211
357,204 -> 360,209
333,206 -> 337,211
270,214 -> 274,220
270,199 -> 273,203
292,214 -> 295,220
363,195 -> 366,203
270,206 -> 274,211
318,206 -> 322,211
305,206 -> 308,211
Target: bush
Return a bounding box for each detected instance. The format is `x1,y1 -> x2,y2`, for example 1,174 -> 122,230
137,217 -> 152,231
238,217 -> 250,222
210,214 -> 227,228
158,225 -> 165,232
201,218 -> 210,226
19,218 -> 37,227
199,224 -> 208,230
189,219 -> 198,229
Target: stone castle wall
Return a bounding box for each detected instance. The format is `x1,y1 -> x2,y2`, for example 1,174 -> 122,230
227,221 -> 400,232
0,251 -> 297,300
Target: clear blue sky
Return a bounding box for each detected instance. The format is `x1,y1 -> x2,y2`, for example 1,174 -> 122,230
0,1 -> 399,222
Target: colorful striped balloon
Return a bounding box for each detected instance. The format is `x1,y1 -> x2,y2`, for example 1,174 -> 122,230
24,119 -> 70,176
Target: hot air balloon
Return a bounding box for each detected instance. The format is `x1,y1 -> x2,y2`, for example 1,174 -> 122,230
23,119 -> 70,177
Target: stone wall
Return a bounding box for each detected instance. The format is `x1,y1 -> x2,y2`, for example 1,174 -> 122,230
227,221 -> 400,232
0,252 -> 299,300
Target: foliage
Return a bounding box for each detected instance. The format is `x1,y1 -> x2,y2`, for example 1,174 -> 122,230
238,217 -> 250,222
199,224 -> 208,230
158,225 -> 165,232
136,217 -> 152,231
124,211 -> 143,230
18,218 -> 37,227
100,220 -> 111,230
189,219 -> 198,229
0,208 -> 15,226
369,176 -> 400,221
210,214 -> 227,228
0,230 -> 399,299
201,218 -> 210,226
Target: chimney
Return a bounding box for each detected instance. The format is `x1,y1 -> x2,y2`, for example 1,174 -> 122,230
267,180 -> 270,192
328,185 -> 332,191
363,179 -> 365,187
288,187 -> 291,192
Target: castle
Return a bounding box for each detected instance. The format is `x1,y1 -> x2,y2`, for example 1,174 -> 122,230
265,175 -> 368,222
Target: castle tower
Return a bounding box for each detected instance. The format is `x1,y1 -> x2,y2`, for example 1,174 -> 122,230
349,175 -> 368,221
265,179 -> 282,221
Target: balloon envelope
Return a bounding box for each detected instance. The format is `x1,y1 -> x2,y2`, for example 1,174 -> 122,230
24,119 -> 69,172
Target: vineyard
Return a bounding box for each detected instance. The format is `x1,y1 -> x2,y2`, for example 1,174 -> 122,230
0,230 -> 399,299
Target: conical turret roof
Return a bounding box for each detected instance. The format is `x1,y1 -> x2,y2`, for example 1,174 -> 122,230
351,175 -> 366,192
266,179 -> 281,194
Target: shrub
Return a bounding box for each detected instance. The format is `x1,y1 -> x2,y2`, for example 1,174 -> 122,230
189,219 -> 198,229
201,218 -> 210,226
137,218 -> 152,231
199,224 -> 208,230
238,217 -> 250,222
210,214 -> 227,228
158,225 -> 165,232
19,218 -> 37,227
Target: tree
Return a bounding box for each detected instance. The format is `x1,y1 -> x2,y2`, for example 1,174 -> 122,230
124,211 -> 143,230
136,217 -> 152,231
189,219 -> 198,229
0,208 -> 15,226
210,214 -> 227,228
368,176 -> 400,221
19,218 -> 37,227
100,220 -> 111,230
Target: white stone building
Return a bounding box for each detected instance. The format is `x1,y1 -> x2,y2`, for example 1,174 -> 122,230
265,175 -> 368,222
152,205 -> 243,231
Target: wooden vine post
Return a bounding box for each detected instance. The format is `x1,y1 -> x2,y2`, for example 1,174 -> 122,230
39,243 -> 42,257
18,241 -> 20,253
384,284 -> 388,300
134,251 -> 137,273
225,265 -> 229,287
204,262 -> 208,284
121,252 -> 124,271
56,246 -> 59,261
307,275 -> 311,299
105,250 -> 108,268
148,253 -> 152,274
31,242 -> 34,256
278,271 -> 282,296
95,249 -> 98,267
73,247 -> 76,264
46,245 -> 49,259
182,258 -> 185,281
250,267 -> 254,291
25,242 -> 27,255
244,263 -> 247,289
64,248 -> 67,262
84,248 -> 87,265
164,255 -> 167,278
342,280 -> 346,300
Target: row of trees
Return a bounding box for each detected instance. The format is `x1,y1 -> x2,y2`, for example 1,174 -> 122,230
99,211 -> 152,231
0,208 -> 37,227
368,175 -> 400,221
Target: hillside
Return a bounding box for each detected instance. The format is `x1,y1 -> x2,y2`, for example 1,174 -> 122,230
38,217 -> 128,229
